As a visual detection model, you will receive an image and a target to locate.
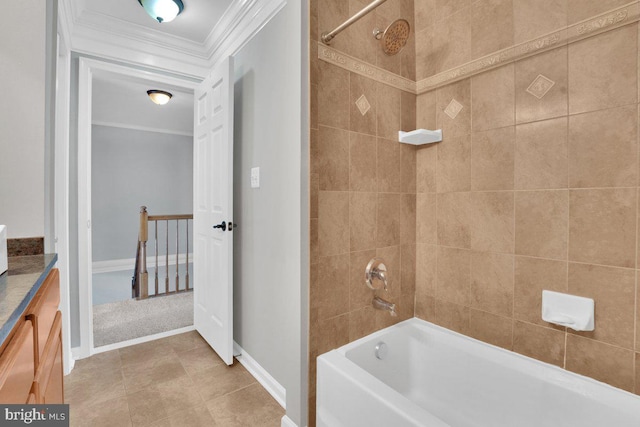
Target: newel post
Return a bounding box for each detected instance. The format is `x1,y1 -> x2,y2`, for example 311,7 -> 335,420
138,206 -> 149,299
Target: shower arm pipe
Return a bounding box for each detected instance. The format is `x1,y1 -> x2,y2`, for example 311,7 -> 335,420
321,0 -> 388,44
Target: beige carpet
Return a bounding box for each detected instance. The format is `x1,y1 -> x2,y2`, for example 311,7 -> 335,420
93,291 -> 193,347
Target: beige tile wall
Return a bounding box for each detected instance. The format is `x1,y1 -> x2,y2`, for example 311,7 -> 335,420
310,1 -> 640,424
415,21 -> 640,394
414,0 -> 635,80
309,0 -> 416,424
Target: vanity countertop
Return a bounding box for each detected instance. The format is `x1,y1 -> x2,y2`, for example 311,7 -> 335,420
0,253 -> 57,346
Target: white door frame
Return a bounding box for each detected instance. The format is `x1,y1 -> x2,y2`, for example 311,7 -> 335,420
54,29 -> 74,375
76,58 -> 198,358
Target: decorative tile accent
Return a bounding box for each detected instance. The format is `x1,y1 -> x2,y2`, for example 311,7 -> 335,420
318,2 -> 640,95
444,99 -> 464,119
355,95 -> 371,116
526,74 -> 555,99
318,44 -> 417,94
415,2 -> 639,94
576,9 -> 628,35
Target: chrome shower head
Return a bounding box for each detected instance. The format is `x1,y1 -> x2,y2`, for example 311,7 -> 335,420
374,19 -> 411,56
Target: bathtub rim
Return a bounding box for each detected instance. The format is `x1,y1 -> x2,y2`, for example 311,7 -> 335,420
332,317 -> 640,414
317,349 -> 450,426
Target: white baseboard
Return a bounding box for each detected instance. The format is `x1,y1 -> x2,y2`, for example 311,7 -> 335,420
92,253 -> 193,274
64,352 -> 76,375
281,415 -> 298,427
233,341 -> 286,409
71,346 -> 82,361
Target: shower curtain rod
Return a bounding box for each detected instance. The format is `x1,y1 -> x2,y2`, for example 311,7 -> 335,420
321,0 -> 388,44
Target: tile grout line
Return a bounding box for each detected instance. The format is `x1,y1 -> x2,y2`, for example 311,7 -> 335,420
635,23 -> 640,394
468,76 -> 475,336
431,242 -> 638,272
564,41 -> 570,370
118,353 -> 135,426
511,60 -> 517,350
434,85 -> 441,322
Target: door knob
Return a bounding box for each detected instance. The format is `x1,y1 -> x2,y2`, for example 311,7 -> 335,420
229,222 -> 238,231
213,221 -> 227,231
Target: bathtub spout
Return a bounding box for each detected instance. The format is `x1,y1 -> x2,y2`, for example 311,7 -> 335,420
373,296 -> 397,316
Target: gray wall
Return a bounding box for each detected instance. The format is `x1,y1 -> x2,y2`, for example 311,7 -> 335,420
91,125 -> 193,261
44,0 -> 58,252
0,0 -> 46,238
232,2 -> 307,425
69,55 -> 80,346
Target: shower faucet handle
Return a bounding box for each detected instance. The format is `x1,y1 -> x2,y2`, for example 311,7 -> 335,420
365,258 -> 389,291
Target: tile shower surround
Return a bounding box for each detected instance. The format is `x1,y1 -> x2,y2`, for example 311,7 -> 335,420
310,1 -> 416,423
310,0 -> 640,423
414,19 -> 640,395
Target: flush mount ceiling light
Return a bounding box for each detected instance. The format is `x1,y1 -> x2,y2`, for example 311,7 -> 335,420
137,0 -> 184,23
147,90 -> 173,105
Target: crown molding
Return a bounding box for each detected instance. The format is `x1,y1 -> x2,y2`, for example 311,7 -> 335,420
70,26 -> 211,79
76,9 -> 206,58
57,0 -> 74,49
92,121 -> 194,137
203,0 -> 259,54
69,8 -> 210,79
58,0 -> 287,80
67,0 -> 85,24
206,0 -> 287,71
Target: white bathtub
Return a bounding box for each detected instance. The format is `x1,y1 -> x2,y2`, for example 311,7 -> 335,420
316,318 -> 640,427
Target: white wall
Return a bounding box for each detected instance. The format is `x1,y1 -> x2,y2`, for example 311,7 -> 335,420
0,0 -> 46,238
232,2 -> 307,425
91,125 -> 193,262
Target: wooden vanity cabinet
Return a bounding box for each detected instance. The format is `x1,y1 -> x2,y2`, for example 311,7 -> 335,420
32,311 -> 63,403
0,268 -> 63,404
29,268 -> 60,366
0,319 -> 35,403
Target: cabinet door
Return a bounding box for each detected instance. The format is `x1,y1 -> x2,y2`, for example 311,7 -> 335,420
43,334 -> 63,403
33,311 -> 63,404
0,319 -> 35,403
30,268 -> 60,364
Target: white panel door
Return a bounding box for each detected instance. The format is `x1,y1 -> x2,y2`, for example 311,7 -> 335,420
193,56 -> 234,365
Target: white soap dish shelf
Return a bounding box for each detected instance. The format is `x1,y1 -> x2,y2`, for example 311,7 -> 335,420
542,290 -> 594,331
398,129 -> 442,145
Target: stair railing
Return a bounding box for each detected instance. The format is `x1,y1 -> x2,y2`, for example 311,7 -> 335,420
132,206 -> 193,300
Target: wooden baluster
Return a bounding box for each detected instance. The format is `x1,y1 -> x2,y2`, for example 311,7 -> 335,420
138,206 -> 148,299
185,219 -> 190,291
165,220 -> 169,295
154,220 -> 158,297
139,213 -> 193,298
175,220 -> 180,293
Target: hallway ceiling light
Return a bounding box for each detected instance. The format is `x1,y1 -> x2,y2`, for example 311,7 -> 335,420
138,0 -> 184,23
147,90 -> 173,105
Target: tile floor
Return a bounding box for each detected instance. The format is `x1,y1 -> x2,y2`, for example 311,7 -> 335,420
64,331 -> 284,426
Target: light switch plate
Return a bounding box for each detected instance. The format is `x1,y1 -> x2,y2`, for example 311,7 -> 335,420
251,167 -> 260,188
